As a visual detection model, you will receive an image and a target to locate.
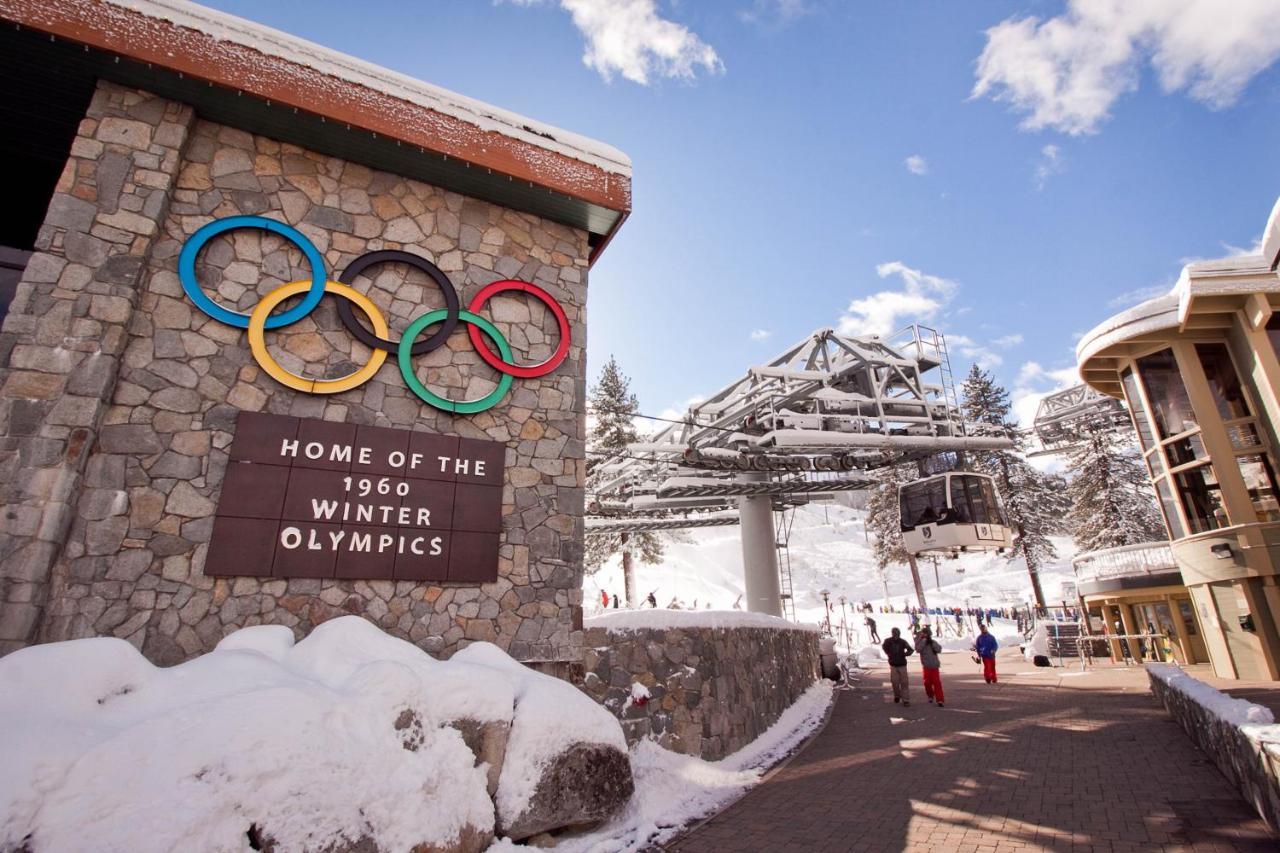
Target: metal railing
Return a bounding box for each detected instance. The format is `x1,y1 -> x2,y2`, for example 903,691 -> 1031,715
1072,541 -> 1177,585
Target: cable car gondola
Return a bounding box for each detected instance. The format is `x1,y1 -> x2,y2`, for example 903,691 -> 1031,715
898,472 -> 1012,556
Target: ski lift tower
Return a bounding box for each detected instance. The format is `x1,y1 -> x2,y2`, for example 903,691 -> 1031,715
1030,383 -> 1132,456
588,325 -> 1015,617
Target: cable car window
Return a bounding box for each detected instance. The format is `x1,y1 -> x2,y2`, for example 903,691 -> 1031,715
899,478 -> 946,530
964,476 -> 991,524
949,476 -> 972,524
980,477 -> 1003,526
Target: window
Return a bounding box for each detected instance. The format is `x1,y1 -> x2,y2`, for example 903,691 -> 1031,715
1236,453 -> 1280,522
1121,368 -> 1156,451
1267,314 -> 1280,363
899,478 -> 946,530
1174,465 -> 1229,534
1155,478 -> 1187,539
1196,344 -> 1251,421
1136,349 -> 1197,439
948,475 -> 991,525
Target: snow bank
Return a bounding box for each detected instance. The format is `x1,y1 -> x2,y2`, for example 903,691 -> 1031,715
1023,625 -> 1051,661
586,609 -> 818,633
1147,664 -> 1274,727
560,682 -> 833,852
0,617 -> 626,852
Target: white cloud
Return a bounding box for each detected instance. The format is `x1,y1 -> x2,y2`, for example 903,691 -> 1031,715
993,333 -> 1024,348
739,0 -> 811,28
837,261 -> 958,338
972,0 -> 1280,135
1107,284 -> 1171,309
749,328 -> 773,341
524,0 -> 723,84
949,334 -> 1003,370
1012,360 -> 1082,430
1033,144 -> 1064,189
1223,234 -> 1265,257
904,154 -> 929,176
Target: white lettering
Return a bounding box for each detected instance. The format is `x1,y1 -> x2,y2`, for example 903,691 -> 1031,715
280,439 -> 299,458
397,506 -> 411,526
328,530 -> 346,549
330,444 -> 352,463
306,529 -> 322,550
410,537 -> 425,555
474,460 -> 486,477
356,505 -> 372,523
388,450 -> 405,468
409,452 -> 423,470
429,536 -> 443,556
378,534 -> 394,553
358,447 -> 372,465
417,508 -> 431,527
437,456 -> 450,473
280,527 -> 302,549
312,499 -> 339,520
454,458 -> 470,475
304,442 -> 323,460
352,532 -> 371,552
379,505 -> 394,523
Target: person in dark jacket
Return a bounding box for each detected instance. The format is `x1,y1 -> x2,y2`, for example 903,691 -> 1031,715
865,615 -> 880,643
975,624 -> 999,683
882,628 -> 914,705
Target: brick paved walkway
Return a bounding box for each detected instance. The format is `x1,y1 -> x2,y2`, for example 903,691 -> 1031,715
669,652 -> 1276,852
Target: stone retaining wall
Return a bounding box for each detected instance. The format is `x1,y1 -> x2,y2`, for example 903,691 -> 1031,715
581,619 -> 820,761
1147,665 -> 1280,833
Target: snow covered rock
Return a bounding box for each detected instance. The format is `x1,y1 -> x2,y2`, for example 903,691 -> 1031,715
452,643 -> 633,840
0,617 -> 633,852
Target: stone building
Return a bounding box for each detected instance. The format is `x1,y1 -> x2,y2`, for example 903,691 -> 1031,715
0,0 -> 631,669
1076,197 -> 1280,680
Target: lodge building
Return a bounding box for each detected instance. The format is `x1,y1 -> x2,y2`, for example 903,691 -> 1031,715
1077,198 -> 1280,680
0,0 -> 630,670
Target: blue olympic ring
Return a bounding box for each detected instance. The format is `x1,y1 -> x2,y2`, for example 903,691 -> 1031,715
177,215 -> 327,330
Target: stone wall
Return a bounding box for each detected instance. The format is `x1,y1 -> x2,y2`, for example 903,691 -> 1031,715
0,80 -> 590,665
1147,666 -> 1280,833
581,618 -> 820,761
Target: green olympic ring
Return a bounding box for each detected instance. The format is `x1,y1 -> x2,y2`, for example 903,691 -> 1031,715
398,310 -> 514,414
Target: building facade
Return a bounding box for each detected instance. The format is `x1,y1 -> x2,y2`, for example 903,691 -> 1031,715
1077,198 -> 1280,680
0,0 -> 631,669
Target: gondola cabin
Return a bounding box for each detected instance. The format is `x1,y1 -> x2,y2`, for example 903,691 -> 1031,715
898,472 -> 1012,556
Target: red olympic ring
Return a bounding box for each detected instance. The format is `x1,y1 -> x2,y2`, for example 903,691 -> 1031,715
467,280 -> 571,379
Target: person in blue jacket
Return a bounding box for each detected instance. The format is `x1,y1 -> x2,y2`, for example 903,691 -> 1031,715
975,624 -> 999,684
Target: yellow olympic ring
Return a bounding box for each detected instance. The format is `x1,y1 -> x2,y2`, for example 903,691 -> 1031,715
248,280 -> 389,394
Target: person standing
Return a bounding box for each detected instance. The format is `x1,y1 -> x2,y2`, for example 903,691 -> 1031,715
914,626 -> 945,707
865,615 -> 880,643
882,628 -> 914,706
600,589 -> 609,609
975,624 -> 999,684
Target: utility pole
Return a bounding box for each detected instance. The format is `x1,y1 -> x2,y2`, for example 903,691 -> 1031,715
932,555 -> 941,590
907,554 -> 927,610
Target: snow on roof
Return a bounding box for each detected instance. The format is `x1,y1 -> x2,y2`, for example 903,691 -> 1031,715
1075,290 -> 1180,366
131,0 -> 630,175
586,609 -> 820,633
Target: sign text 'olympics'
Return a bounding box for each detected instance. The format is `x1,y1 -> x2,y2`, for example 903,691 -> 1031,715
178,215 -> 570,414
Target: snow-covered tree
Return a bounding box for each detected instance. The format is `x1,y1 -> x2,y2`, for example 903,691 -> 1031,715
960,364 -> 1068,608
1066,424 -> 1166,552
584,356 -> 662,605
867,460 -> 911,573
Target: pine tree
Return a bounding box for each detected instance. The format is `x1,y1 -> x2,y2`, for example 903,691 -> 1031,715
1065,424 -> 1166,552
866,460 -> 927,607
584,356 -> 663,605
960,364 -> 1067,608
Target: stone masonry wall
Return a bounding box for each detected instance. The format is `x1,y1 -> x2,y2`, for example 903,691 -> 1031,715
581,622 -> 820,761
0,80 -> 590,665
1148,667 -> 1280,834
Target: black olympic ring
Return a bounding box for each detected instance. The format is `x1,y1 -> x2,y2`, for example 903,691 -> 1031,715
335,250 -> 460,356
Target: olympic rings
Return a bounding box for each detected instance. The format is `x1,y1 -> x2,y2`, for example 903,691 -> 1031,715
399,310 -> 515,414
178,215 -> 571,414
248,280 -> 388,394
467,280 -> 571,379
179,215 -> 327,329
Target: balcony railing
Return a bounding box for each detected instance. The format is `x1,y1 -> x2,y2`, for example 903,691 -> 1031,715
1072,541 -> 1177,585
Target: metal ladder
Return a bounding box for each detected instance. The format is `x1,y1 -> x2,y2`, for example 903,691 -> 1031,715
934,330 -> 962,427
775,505 -> 797,621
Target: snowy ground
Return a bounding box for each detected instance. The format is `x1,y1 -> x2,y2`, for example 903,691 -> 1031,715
588,504 -> 1079,636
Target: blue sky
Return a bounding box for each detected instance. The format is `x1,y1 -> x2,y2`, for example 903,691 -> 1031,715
199,0 -> 1280,425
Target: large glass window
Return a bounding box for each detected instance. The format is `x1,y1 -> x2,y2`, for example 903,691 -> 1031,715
900,478 -> 946,530
1155,478 -> 1187,539
1136,349 -> 1197,438
1174,465 -> 1229,534
1196,343 -> 1252,421
1236,453 -> 1280,522
1121,368 -> 1156,451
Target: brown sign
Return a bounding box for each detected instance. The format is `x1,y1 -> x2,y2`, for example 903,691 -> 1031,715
204,412 -> 504,582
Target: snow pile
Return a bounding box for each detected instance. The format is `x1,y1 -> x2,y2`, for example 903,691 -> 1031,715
0,617 -> 625,852
1023,625 -> 1051,661
1148,663 -> 1275,727
587,609 -> 818,633
560,682 -> 833,852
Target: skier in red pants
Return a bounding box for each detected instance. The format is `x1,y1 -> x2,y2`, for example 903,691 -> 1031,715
975,624 -> 999,683
914,626 -> 945,707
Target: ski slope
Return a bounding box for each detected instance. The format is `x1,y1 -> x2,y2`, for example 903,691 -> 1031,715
586,504 -> 1079,628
